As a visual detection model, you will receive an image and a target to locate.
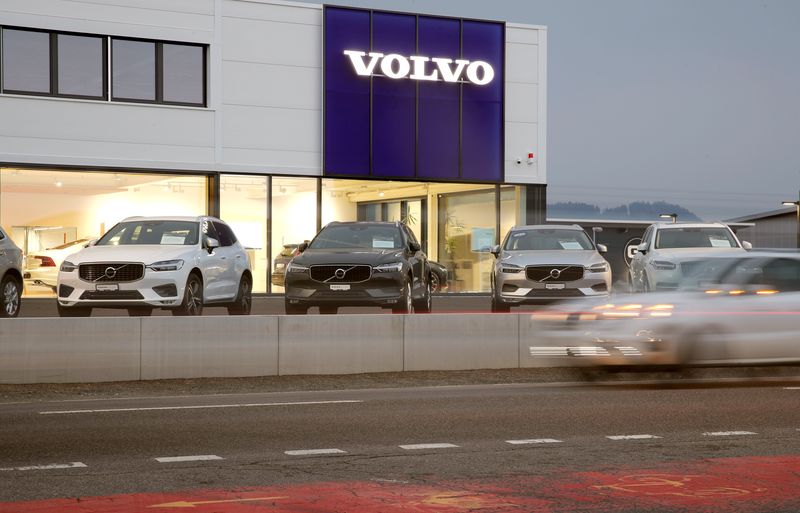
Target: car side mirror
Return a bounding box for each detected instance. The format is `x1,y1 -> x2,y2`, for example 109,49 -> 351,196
637,242 -> 649,255
409,241 -> 421,252
85,239 -> 98,248
742,241 -> 752,250
298,241 -> 309,253
490,244 -> 501,257
206,237 -> 220,253
596,243 -> 608,254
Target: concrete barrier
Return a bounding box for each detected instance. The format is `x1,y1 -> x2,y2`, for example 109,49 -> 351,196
0,318 -> 140,384
141,316 -> 279,380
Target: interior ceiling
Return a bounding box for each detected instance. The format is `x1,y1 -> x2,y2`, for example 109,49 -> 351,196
1,168 -> 204,196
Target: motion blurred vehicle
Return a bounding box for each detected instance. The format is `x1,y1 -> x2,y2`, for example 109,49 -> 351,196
57,216 -> 252,317
24,238 -> 96,290
429,260 -> 449,292
533,253 -> 800,368
490,225 -> 611,312
0,227 -> 24,318
284,221 -> 432,314
630,222 -> 751,292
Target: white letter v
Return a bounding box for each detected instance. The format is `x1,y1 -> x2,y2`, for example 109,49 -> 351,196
343,50 -> 384,76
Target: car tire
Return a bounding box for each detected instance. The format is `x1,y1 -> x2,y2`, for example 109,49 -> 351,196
392,281 -> 413,314
57,303 -> 91,317
0,274 -> 22,318
319,306 -> 338,315
414,279 -> 432,313
173,274 -> 203,316
430,272 -> 440,293
127,307 -> 153,317
491,292 -> 511,313
285,301 -> 307,315
227,275 -> 253,315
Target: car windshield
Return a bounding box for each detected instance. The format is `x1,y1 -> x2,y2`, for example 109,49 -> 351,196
504,229 -> 593,251
96,221 -> 199,246
310,224 -> 403,250
655,227 -> 738,249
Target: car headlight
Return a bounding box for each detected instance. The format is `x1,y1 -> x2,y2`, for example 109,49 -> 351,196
275,263 -> 285,270
147,259 -> 184,272
60,261 -> 77,272
586,262 -> 608,273
286,262 -> 309,273
373,262 -> 403,273
652,260 -> 677,270
499,264 -> 523,274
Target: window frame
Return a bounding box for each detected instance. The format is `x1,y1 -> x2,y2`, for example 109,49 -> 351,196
111,36 -> 207,107
0,26 -> 108,101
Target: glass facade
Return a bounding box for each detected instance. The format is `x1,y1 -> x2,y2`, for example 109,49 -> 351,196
220,175 -> 268,294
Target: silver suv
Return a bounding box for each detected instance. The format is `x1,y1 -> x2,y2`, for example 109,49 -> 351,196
490,225 -> 612,312
0,227 -> 24,318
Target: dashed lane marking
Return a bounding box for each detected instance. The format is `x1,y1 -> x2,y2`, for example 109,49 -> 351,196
506,438 -> 563,445
284,449 -> 347,456
606,434 -> 662,440
155,455 -> 224,463
703,431 -> 757,436
399,443 -> 459,450
39,400 -> 363,415
0,462 -> 87,471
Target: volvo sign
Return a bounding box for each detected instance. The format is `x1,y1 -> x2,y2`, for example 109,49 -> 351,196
343,51 -> 495,85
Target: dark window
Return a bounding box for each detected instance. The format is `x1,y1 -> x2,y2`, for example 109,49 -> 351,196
57,34 -> 105,97
212,221 -> 237,247
112,39 -> 155,101
162,43 -> 204,105
2,28 -> 50,93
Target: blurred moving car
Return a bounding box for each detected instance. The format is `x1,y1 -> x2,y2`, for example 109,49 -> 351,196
490,225 -> 611,312
429,260 -> 449,293
630,222 -> 751,292
533,252 -> 800,368
57,216 -> 252,317
0,227 -> 24,318
284,221 -> 432,314
24,238 -> 96,290
270,243 -> 302,288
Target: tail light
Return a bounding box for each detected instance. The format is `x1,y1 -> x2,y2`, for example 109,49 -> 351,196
35,256 -> 56,267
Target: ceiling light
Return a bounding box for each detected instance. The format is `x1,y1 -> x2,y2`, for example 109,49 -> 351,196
54,181 -> 63,188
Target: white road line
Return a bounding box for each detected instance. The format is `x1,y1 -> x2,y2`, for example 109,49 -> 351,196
784,387 -> 800,390
703,431 -> 757,436
506,438 -> 563,445
39,400 -> 363,415
155,455 -> 224,463
0,462 -> 87,472
284,449 -> 346,456
606,434 -> 662,440
399,443 -> 459,450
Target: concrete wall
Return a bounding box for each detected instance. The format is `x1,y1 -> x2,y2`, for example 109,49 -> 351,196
0,313 -> 554,384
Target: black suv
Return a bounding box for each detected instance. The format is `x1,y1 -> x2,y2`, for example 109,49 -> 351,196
284,222 -> 432,314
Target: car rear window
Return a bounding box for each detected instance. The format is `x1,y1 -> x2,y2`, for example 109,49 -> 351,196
310,225 -> 403,250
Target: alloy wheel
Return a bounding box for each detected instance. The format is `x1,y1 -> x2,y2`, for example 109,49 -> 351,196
3,280 -> 20,317
186,278 -> 202,315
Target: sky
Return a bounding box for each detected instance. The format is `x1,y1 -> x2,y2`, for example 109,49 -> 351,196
300,0 -> 800,221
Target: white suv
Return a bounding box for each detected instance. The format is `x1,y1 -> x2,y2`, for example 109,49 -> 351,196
57,216 -> 252,317
630,222 -> 751,292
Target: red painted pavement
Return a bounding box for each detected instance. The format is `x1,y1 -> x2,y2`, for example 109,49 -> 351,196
2,455 -> 799,513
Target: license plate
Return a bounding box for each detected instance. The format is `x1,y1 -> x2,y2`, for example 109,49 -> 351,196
96,283 -> 119,292
330,284 -> 350,291
545,283 -> 565,290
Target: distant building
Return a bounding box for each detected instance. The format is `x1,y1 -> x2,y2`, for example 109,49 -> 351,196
726,208 -> 798,249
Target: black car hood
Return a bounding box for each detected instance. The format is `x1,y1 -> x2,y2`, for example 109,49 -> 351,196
294,248 -> 406,266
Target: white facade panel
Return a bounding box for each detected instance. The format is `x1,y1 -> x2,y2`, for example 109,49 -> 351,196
506,41 -> 539,85
223,104 -> 319,153
506,82 -> 539,123
504,122 -> 541,184
222,61 -> 321,110
221,15 -> 321,68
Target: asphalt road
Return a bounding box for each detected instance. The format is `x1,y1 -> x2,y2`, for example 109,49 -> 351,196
2,377 -> 800,512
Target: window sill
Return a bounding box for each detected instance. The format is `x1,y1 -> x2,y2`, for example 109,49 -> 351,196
0,92 -> 213,112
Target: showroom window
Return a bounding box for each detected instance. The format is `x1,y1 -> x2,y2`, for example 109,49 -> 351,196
111,37 -> 206,106
1,27 -> 106,99
272,177 -> 319,294
220,175 -> 269,293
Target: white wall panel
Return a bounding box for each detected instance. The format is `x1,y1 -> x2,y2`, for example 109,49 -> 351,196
223,0 -> 321,25
221,148 -> 320,174
223,104 -> 319,152
223,61 -> 320,110
506,82 -> 538,123
505,122 -> 542,184
506,24 -> 540,45
222,16 -> 321,68
506,42 -> 539,85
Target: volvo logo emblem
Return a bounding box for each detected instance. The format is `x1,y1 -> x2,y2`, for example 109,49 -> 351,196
104,266 -> 117,279
549,268 -> 562,279
334,268 -> 347,279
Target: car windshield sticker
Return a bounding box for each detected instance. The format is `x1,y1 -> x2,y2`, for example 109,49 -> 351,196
709,237 -> 733,248
160,234 -> 186,245
373,238 -> 395,249
512,232 -> 526,237
559,240 -> 584,250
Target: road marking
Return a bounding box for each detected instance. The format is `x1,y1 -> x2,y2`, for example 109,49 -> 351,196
155,455 -> 223,463
506,438 -> 563,445
784,387 -> 800,390
284,449 -> 346,456
0,462 -> 87,471
703,431 -> 757,436
148,497 -> 288,508
39,399 -> 363,415
399,443 -> 459,450
606,434 -> 662,440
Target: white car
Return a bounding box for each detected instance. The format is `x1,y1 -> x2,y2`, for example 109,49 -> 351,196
533,253 -> 800,368
24,238 -> 95,290
630,222 -> 751,292
56,216 -> 252,317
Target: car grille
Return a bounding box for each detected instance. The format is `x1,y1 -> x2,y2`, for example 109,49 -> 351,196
526,265 -> 584,282
526,288 -> 584,298
310,265 -> 372,283
79,290 -> 144,300
79,263 -> 145,283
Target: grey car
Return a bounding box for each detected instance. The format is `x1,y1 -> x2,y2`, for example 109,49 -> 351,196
0,227 -> 24,317
490,225 -> 612,312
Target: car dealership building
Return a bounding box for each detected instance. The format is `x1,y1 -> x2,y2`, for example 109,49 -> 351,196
0,0 -> 547,296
